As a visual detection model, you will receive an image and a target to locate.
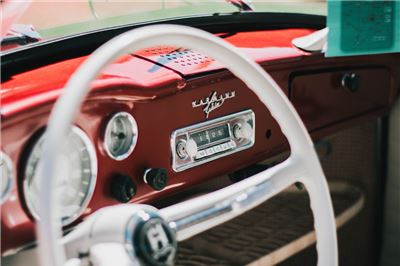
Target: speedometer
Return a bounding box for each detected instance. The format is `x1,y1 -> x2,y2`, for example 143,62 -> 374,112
23,126 -> 97,225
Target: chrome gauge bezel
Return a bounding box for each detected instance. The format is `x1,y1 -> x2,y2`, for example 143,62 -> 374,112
23,126 -> 98,226
1,151 -> 14,204
104,112 -> 138,161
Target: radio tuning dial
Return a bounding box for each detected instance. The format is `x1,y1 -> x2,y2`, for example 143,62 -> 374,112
233,121 -> 253,141
176,138 -> 198,159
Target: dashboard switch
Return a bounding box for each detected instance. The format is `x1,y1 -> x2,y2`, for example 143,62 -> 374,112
111,174 -> 136,203
144,168 -> 168,191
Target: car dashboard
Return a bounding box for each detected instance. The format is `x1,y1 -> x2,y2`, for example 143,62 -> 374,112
1,27 -> 399,257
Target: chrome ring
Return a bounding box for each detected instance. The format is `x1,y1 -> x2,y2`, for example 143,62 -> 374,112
103,112 -> 138,161
23,126 -> 98,225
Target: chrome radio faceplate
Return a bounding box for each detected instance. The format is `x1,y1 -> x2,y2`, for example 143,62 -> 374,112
171,109 -> 255,172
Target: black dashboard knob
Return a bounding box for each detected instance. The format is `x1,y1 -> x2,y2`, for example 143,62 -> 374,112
144,168 -> 168,191
341,73 -> 360,93
111,174 -> 136,203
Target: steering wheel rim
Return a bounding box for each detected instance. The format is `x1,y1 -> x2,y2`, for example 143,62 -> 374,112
37,24 -> 337,266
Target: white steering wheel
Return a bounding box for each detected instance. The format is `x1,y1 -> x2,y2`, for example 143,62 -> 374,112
37,25 -> 338,266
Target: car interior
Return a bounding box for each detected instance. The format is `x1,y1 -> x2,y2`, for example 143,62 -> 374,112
1,1 -> 399,266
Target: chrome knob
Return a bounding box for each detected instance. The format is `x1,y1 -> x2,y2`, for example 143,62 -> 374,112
233,122 -> 253,140
176,138 -> 198,159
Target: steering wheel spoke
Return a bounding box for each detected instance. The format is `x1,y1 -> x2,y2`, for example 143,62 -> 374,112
161,157 -> 302,241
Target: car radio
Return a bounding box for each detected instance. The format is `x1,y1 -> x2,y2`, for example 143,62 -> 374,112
171,109 -> 255,172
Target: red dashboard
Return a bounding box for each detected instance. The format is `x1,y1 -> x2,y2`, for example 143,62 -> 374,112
1,28 -> 399,254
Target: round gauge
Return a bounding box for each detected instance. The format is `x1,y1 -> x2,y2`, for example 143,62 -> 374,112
1,151 -> 14,204
23,126 -> 97,225
104,112 -> 138,161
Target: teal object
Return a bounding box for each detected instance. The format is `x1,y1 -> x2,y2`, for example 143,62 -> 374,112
327,0 -> 400,57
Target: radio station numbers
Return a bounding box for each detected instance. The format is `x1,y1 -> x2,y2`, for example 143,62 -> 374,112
208,124 -> 230,143
191,124 -> 230,147
191,130 -> 209,147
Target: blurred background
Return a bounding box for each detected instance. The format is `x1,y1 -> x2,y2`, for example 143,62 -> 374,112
15,0 -> 326,39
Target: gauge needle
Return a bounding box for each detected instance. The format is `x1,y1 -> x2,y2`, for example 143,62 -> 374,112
111,132 -> 126,139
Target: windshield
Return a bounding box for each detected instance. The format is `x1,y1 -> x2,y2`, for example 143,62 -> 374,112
5,0 -> 326,50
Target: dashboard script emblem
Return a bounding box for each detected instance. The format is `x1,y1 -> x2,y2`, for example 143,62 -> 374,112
192,91 -> 235,118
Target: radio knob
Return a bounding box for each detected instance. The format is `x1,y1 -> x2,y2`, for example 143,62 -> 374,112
110,174 -> 136,203
176,138 -> 198,159
144,168 -> 168,191
233,122 -> 253,140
